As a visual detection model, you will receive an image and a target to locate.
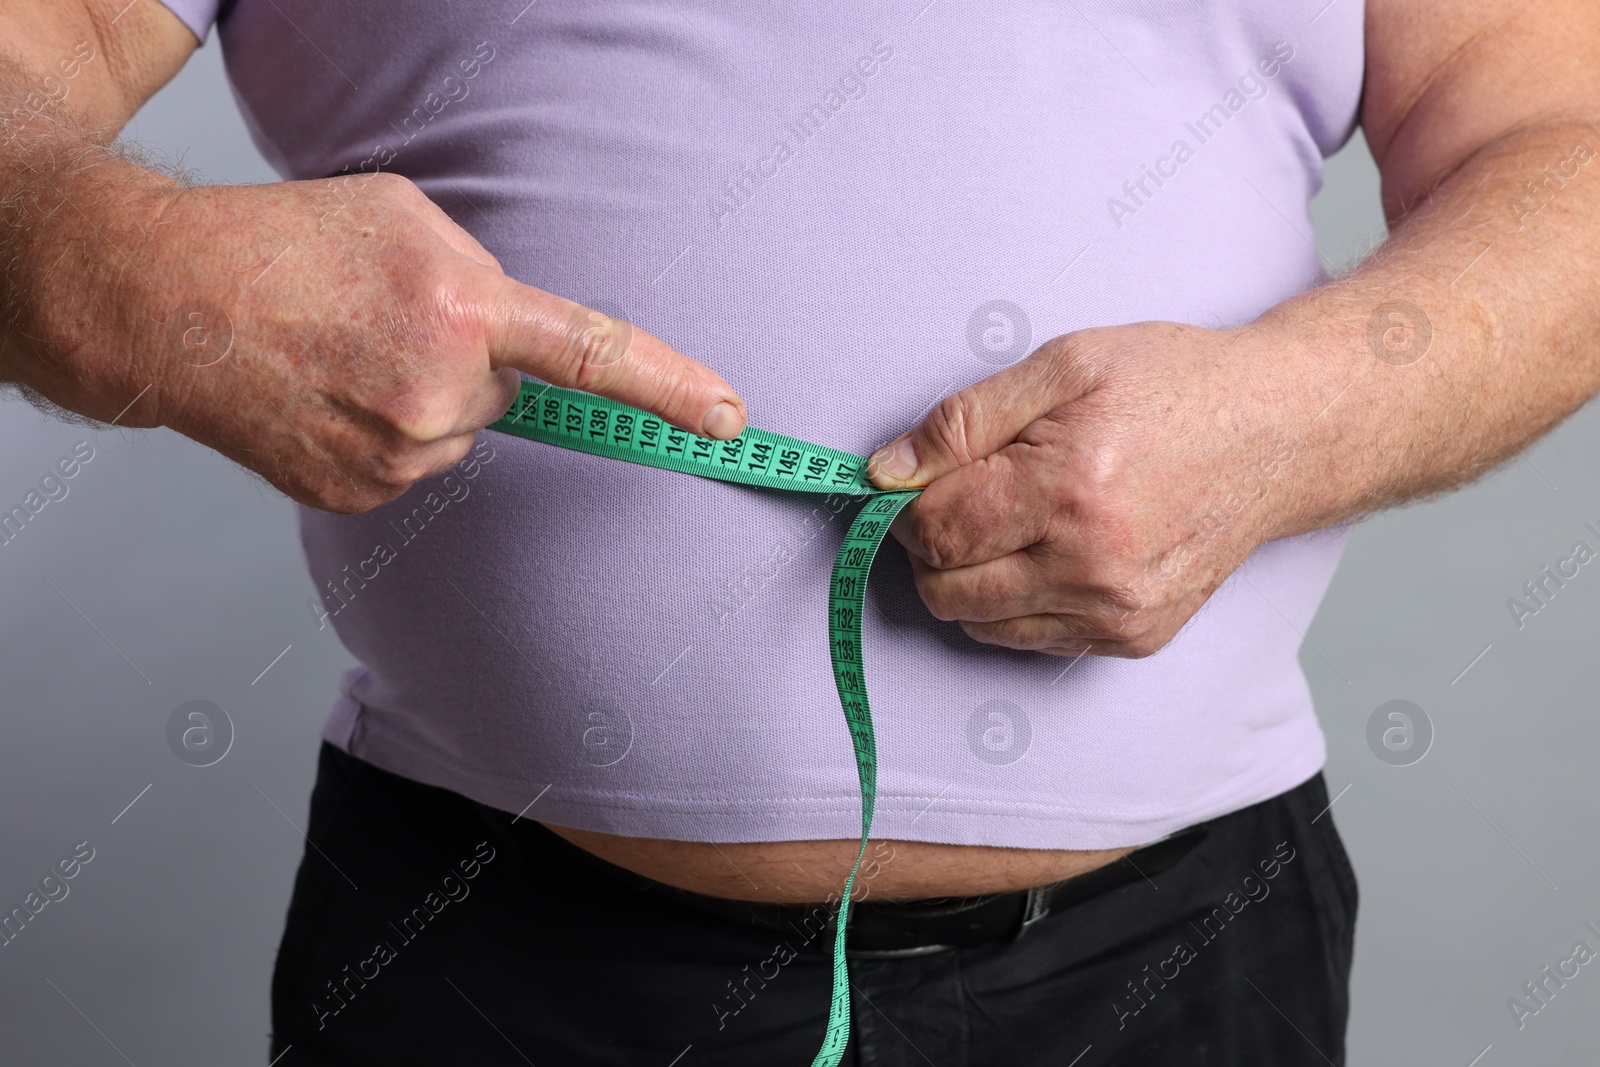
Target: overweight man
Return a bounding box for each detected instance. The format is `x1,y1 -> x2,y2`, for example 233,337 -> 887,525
3,0 -> 1597,1063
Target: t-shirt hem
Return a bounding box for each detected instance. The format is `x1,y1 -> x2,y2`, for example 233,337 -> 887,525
323,699 -> 1327,851
154,0 -> 218,41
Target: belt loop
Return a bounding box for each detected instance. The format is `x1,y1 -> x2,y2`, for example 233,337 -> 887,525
1012,885 -> 1052,942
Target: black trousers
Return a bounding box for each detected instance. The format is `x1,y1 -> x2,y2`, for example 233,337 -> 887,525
269,743 -> 1357,1066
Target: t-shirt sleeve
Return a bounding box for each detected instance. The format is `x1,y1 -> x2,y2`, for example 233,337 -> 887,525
155,0 -> 221,42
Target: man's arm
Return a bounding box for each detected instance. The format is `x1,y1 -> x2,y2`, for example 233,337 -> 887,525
863,0 -> 1600,657
0,0 -> 195,390
1256,0 -> 1600,536
0,0 -> 195,128
0,0 -> 747,515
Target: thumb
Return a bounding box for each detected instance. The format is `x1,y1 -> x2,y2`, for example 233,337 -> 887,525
484,277 -> 747,440
866,355 -> 1071,489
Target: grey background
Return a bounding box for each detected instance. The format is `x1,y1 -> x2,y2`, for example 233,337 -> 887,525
3,31 -> 1597,1067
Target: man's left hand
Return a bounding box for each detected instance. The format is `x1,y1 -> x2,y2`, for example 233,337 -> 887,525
867,321 -> 1306,658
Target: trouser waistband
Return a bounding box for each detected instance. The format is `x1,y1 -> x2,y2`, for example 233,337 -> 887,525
507,797 -> 1214,957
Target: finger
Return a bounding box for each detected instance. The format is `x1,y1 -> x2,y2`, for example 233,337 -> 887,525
892,443 -> 1050,568
907,550 -> 1106,624
410,432 -> 480,481
444,365 -> 523,436
376,364 -> 521,445
958,613 -> 1121,655
482,279 -> 748,440
866,347 -> 1093,490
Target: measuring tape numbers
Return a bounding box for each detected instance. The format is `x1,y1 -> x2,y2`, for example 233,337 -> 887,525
490,380 -> 918,1066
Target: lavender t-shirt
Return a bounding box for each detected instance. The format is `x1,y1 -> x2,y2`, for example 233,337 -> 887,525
160,0 -> 1363,848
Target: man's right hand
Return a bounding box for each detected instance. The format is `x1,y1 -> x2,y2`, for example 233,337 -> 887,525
0,0 -> 746,515
24,170 -> 749,514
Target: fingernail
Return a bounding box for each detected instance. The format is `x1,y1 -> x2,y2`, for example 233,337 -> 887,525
870,438 -> 918,482
702,401 -> 744,440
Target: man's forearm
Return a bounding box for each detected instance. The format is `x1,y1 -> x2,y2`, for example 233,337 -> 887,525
0,87 -> 182,417
1255,119 -> 1600,542
0,0 -> 195,401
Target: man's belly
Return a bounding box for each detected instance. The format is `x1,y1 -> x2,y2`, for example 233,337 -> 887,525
539,823 -> 1131,903
307,456 -> 1340,859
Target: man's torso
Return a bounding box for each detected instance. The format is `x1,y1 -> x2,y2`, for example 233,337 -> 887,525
167,0 -> 1363,896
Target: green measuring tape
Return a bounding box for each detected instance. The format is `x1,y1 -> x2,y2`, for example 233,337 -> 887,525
490,379 -> 917,1065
